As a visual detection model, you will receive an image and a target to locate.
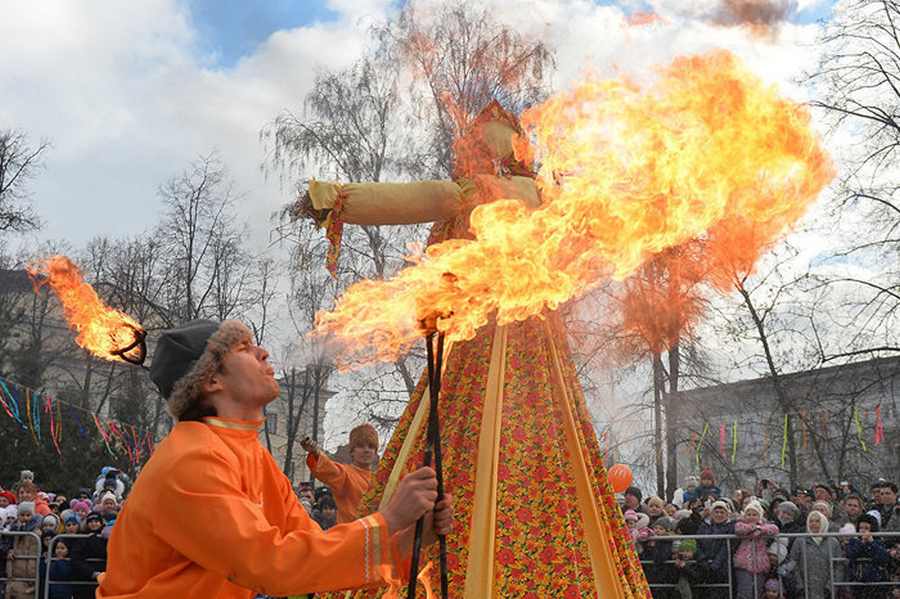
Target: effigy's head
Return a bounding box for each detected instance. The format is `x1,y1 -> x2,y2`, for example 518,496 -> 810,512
452,100 -> 534,178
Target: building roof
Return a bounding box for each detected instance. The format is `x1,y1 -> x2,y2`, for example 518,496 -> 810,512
673,355 -> 900,406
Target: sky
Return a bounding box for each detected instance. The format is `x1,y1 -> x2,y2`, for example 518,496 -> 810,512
1,0 -> 842,447
0,0 -> 838,253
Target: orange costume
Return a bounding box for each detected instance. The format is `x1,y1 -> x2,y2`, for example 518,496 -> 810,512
98,416 -> 403,599
307,452 -> 373,523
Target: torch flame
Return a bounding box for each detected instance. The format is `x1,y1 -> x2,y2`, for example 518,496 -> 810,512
28,256 -> 146,364
314,50 -> 834,369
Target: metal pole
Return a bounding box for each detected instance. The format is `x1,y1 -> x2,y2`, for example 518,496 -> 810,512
802,537 -> 809,599
432,333 -> 449,598
309,364 -> 320,486
726,538 -> 734,599
408,333 -> 448,598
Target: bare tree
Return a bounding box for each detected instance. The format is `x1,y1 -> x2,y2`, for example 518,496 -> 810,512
265,1 -> 556,429
389,0 -> 554,176
158,153 -> 256,323
807,0 -> 900,358
0,129 -> 48,233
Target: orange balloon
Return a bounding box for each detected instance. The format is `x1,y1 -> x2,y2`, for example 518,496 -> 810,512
608,464 -> 633,493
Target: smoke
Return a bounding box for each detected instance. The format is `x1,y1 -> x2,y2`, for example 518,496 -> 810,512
713,0 -> 795,29
645,0 -> 797,33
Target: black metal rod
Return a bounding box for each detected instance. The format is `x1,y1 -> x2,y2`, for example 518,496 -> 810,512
407,333 -> 437,598
432,332 -> 449,599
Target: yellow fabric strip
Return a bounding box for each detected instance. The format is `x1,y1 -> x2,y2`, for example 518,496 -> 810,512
309,180 -> 462,226
202,417 -> 263,432
379,343 -> 454,510
545,322 -> 624,599
463,325 -> 508,599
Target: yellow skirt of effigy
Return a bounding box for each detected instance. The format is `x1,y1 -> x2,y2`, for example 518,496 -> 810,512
323,315 -> 650,599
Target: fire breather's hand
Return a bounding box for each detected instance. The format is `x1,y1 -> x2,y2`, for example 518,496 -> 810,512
381,467 -> 438,534
300,437 -> 319,456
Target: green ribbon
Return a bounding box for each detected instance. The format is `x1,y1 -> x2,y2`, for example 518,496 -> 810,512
731,421 -> 738,464
696,422 -> 709,466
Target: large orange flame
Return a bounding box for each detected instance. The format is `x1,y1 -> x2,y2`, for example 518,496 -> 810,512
28,256 -> 146,364
314,50 -> 834,369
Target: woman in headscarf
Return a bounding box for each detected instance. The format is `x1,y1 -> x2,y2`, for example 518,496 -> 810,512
783,510 -> 843,599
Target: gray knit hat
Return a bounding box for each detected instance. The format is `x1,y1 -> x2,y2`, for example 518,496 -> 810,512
149,320 -> 253,419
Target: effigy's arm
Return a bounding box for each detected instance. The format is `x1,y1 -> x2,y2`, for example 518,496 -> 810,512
302,179 -> 463,275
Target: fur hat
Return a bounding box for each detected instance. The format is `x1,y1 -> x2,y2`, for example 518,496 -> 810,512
149,320 -> 254,420
811,500 -> 833,519
18,501 -> 35,515
673,509 -> 692,522
776,500 -> 800,520
710,500 -> 730,513
768,541 -> 787,563
635,513 -> 650,528
41,514 -> 59,529
653,516 -> 676,531
743,500 -> 764,517
348,423 -> 378,450
624,509 -> 639,522
19,470 -> 34,481
99,491 -> 118,505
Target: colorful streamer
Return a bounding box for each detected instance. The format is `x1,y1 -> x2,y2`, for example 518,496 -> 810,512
93,414 -> 115,456
781,414 -> 789,468
875,404 -> 885,446
855,407 -> 868,452
719,423 -> 726,455
731,421 -> 738,465
696,423 -> 709,467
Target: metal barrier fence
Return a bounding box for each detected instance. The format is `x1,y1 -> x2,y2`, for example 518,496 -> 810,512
0,532 -> 106,599
639,530 -> 900,598
0,530 -> 43,599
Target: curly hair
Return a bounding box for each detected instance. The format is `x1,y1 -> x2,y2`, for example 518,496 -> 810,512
167,320 -> 253,421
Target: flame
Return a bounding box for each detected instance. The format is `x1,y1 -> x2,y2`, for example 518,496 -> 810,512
314,50 -> 834,370
28,256 -> 146,364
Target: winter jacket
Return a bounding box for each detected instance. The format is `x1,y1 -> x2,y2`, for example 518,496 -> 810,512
47,558 -> 75,599
697,519 -> 737,581
68,531 -> 107,599
5,518 -> 41,599
783,536 -> 844,599
847,538 -> 890,584
734,520 -> 779,573
676,512 -> 704,536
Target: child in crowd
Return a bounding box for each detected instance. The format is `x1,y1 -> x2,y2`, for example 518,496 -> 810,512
848,514 -> 890,599
47,538 -> 75,599
734,500 -> 779,599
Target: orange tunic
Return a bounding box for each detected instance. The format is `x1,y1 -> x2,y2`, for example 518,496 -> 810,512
98,416 -> 400,599
307,453 -> 373,523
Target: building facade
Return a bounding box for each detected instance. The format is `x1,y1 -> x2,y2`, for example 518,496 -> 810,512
672,356 -> 900,493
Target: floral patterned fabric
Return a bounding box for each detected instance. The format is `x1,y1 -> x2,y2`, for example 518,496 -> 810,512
319,175 -> 650,599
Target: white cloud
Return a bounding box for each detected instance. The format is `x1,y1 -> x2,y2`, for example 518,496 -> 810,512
0,0 -> 373,249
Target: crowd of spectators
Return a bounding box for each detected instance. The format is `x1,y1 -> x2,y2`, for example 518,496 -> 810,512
626,468 -> 900,599
0,468 -> 122,599
0,469 -> 342,599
